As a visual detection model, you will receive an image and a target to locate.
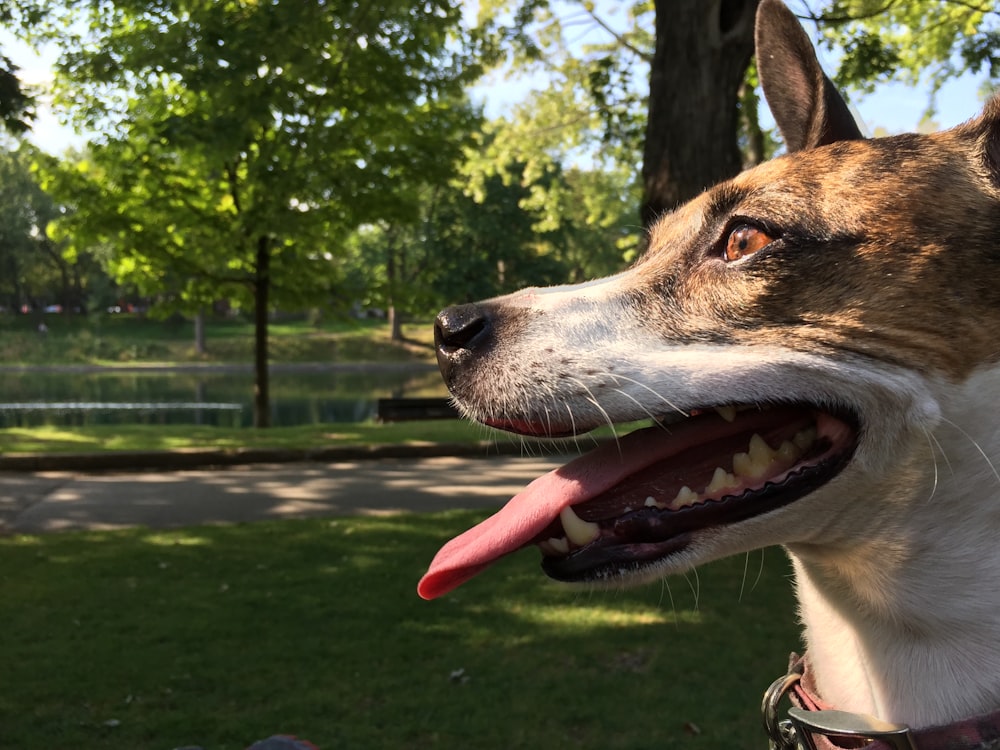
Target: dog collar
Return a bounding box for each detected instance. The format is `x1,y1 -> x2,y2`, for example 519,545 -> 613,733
762,654 -> 1000,750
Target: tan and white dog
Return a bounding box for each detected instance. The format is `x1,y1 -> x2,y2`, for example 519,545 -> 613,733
419,0 -> 1000,745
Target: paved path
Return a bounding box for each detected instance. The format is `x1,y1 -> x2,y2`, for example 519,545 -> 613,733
0,455 -> 567,534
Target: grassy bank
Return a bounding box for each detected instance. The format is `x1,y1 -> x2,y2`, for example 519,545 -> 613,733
0,512 -> 801,750
0,314 -> 455,454
0,314 -> 436,365
0,420 -> 496,454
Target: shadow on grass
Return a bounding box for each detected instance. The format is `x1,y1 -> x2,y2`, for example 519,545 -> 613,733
0,511 -> 800,750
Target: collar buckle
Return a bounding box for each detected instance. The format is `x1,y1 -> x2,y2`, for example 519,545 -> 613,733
786,707 -> 918,750
762,669 -> 917,750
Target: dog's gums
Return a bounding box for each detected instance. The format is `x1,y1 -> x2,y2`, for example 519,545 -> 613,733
417,404 -> 857,598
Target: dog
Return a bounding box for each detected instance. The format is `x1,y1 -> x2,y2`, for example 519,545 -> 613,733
419,0 -> 1000,745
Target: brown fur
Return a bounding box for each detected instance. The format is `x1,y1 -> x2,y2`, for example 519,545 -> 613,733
631,116 -> 1000,381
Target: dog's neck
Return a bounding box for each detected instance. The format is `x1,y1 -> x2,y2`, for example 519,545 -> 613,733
787,367 -> 1000,730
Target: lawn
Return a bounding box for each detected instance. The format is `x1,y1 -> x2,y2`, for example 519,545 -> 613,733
0,512 -> 801,750
0,314 -> 436,365
0,421 -> 493,454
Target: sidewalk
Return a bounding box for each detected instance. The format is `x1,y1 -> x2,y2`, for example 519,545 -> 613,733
0,452 -> 568,534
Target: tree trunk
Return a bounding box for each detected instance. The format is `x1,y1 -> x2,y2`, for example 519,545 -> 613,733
194,309 -> 206,355
388,304 -> 403,342
386,240 -> 404,342
642,0 -> 759,227
253,235 -> 271,428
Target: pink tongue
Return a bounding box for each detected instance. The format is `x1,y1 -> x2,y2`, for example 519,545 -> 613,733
417,424 -> 696,600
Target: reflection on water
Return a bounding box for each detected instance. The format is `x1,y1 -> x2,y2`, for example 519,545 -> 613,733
0,365 -> 447,427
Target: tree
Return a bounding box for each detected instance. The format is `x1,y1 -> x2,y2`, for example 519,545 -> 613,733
807,1 -> 1000,103
0,1 -> 43,134
480,0 -> 1000,231
36,0 -> 482,426
478,0 -> 760,225
344,126 -> 637,328
344,167 -> 568,325
0,54 -> 32,134
642,0 -> 759,224
0,140 -> 105,312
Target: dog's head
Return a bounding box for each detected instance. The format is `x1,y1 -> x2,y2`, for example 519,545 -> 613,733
418,0 -> 1000,600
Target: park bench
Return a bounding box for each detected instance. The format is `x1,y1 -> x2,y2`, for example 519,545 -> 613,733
376,397 -> 459,422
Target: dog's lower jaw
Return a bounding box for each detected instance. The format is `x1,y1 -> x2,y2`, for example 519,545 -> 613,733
787,368 -> 1000,730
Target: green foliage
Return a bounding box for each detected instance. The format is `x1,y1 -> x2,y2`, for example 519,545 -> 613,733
475,0 -> 1000,194
0,2 -> 41,134
344,131 -> 639,322
0,54 -> 33,134
814,1 -> 1000,100
478,0 -> 653,167
34,0 -> 483,315
0,139 -> 112,311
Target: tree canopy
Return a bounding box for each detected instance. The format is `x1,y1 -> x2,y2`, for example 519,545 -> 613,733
36,0 -> 482,425
477,0 -> 1000,221
810,0 -> 1000,101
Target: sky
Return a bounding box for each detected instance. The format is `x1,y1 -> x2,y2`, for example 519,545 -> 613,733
1,16 -> 990,157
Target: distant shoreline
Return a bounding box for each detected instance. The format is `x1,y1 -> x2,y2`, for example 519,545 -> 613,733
0,362 -> 439,374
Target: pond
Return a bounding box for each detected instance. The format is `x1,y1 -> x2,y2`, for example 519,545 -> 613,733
0,364 -> 449,428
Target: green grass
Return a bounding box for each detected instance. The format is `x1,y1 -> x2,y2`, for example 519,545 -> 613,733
0,421 -> 638,456
0,314 -> 436,365
0,421 -> 495,454
0,513 -> 801,750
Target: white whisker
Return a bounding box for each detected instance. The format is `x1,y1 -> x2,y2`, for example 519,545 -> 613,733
739,552 -> 751,603
921,427 -> 943,505
940,416 -> 1000,488
684,568 -> 701,612
565,375 -> 622,457
607,373 -> 689,419
611,388 -> 662,424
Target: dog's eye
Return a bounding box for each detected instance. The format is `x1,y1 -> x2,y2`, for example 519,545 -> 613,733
725,224 -> 774,262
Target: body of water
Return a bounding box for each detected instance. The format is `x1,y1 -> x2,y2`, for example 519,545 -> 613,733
0,364 -> 448,427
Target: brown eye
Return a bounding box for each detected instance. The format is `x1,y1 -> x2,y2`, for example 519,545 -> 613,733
725,224 -> 774,262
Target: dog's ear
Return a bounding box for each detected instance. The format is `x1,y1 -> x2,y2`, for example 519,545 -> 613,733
968,95 -> 1000,183
755,0 -> 863,152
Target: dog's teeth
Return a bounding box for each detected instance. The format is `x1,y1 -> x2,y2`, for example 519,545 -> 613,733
705,467 -> 739,494
777,440 -> 801,463
671,486 -> 699,509
547,537 -> 570,554
732,452 -> 753,479
559,506 -> 600,546
644,496 -> 667,509
793,426 -> 817,451
748,434 -> 775,464
715,405 -> 737,423
733,434 -> 775,480
537,538 -> 570,556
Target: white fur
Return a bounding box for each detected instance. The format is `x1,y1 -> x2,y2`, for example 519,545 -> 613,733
469,279 -> 1000,728
790,366 -> 1000,727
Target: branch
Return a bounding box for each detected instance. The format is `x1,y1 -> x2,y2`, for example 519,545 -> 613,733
799,0 -> 997,27
797,0 -> 902,25
571,4 -> 653,63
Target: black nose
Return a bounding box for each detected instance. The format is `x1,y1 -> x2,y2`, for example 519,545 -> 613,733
434,303 -> 491,382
